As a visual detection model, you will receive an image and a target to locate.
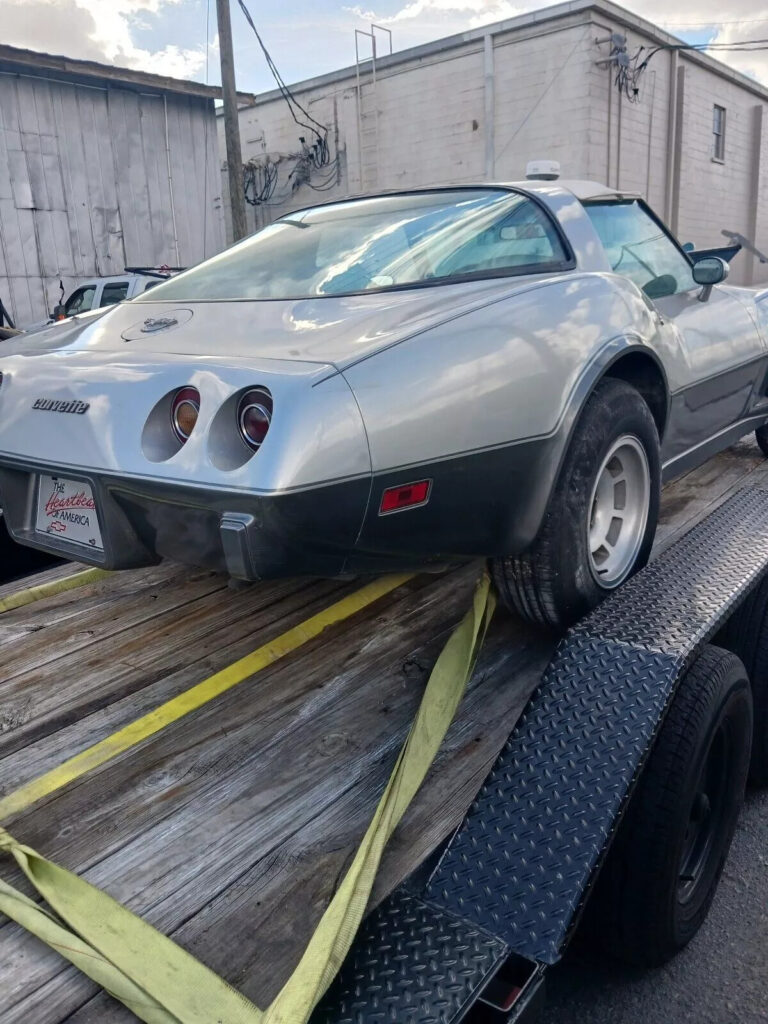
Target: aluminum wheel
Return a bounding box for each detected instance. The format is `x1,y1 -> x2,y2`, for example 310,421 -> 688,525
587,434 -> 650,588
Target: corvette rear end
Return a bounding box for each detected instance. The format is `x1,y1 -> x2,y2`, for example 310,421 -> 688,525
0,326 -> 372,579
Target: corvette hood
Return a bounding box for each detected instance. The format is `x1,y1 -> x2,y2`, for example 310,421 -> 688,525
0,275 -> 547,368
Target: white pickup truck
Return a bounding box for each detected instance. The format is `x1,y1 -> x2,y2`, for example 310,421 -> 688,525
22,270 -> 179,332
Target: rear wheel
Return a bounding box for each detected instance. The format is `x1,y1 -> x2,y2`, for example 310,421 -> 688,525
588,645 -> 752,966
492,378 -> 661,630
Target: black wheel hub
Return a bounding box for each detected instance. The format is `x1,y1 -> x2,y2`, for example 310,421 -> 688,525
677,723 -> 730,903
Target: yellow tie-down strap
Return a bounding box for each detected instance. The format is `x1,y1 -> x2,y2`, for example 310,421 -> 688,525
0,572 -> 495,1024
0,567 -> 111,614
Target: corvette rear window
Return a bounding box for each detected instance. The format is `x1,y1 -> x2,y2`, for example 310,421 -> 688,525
137,189 -> 570,301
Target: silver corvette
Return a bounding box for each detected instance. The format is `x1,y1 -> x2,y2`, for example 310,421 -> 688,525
2,180 -> 768,628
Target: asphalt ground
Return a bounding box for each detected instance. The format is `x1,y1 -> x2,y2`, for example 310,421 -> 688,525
540,788 -> 768,1024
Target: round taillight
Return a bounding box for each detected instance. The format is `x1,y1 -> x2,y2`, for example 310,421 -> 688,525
238,387 -> 272,451
171,386 -> 200,443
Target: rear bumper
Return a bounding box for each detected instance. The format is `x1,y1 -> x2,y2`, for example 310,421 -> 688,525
0,462 -> 371,580
0,431 -> 562,578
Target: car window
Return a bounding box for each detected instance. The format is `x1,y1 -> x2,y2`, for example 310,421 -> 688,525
99,282 -> 129,307
137,189 -> 571,301
432,201 -> 565,277
584,201 -> 696,299
64,285 -> 97,316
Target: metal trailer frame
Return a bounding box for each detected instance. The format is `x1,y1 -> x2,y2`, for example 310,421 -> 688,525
313,487 -> 768,1024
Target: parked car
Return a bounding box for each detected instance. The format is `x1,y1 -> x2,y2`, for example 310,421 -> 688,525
22,271 -> 173,333
1,181 -> 767,628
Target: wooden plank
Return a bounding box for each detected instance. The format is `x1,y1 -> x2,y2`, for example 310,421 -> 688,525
52,85 -> 94,278
656,439 -> 768,553
2,445 -> 767,1022
0,573 -> 353,763
139,94 -> 176,266
0,563 -> 219,681
0,575 -> 354,794
108,91 -> 143,270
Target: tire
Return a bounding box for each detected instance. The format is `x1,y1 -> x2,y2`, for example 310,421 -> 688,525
718,575 -> 768,785
588,645 -> 752,967
492,377 -> 661,630
755,422 -> 768,457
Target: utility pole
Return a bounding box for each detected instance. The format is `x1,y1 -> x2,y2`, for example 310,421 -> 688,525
217,0 -> 248,241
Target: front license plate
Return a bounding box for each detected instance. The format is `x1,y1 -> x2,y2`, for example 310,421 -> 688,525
36,475 -> 104,551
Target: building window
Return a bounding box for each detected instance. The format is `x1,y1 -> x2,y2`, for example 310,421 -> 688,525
713,104 -> 726,162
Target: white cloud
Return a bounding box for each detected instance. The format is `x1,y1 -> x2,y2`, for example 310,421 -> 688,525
3,0 -> 206,80
348,0 -> 519,23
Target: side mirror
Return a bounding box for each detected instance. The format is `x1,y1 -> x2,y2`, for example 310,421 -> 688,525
692,256 -> 728,302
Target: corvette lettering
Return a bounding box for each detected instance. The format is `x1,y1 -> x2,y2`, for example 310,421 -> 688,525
32,398 -> 90,414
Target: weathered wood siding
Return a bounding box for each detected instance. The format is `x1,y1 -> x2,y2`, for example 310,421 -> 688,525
0,70 -> 224,327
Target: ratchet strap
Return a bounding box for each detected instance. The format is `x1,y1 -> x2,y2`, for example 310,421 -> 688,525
0,571 -> 495,1024
0,567 -> 111,614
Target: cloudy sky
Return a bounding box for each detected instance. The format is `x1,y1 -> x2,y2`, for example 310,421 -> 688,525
3,0 -> 768,92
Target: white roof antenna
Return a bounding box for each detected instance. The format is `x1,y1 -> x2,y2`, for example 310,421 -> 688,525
526,159 -> 561,181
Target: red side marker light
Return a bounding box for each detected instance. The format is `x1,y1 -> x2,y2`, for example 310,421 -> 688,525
379,479 -> 431,515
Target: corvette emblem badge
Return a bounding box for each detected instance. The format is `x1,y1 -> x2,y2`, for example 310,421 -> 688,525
121,308 -> 193,341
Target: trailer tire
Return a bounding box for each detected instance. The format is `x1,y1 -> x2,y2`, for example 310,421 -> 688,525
719,575 -> 768,785
492,378 -> 660,631
589,644 -> 752,967
755,422 -> 768,457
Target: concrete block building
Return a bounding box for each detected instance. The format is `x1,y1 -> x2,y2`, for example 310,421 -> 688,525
231,0 -> 768,285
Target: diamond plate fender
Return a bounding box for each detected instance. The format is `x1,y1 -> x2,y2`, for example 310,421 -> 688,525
312,891 -> 508,1024
426,488 -> 768,962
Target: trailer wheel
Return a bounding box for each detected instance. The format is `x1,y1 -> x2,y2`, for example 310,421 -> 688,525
719,575 -> 768,785
492,378 -> 660,630
589,645 -> 752,966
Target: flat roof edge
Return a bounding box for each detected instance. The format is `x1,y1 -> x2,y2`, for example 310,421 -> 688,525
232,0 -> 768,112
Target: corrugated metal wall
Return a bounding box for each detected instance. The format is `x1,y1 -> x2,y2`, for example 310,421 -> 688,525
0,69 -> 224,327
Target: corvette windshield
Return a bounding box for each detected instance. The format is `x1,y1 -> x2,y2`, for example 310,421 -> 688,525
138,189 -> 568,301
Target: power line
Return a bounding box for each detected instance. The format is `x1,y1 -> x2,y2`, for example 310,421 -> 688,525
603,31 -> 768,103
232,0 -> 338,210
234,0 -> 329,166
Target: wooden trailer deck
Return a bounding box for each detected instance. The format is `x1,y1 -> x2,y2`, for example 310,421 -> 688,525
2,440 -> 768,1023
